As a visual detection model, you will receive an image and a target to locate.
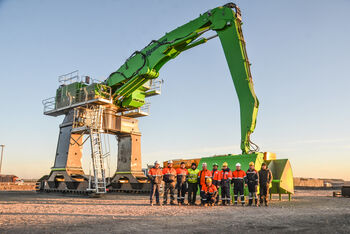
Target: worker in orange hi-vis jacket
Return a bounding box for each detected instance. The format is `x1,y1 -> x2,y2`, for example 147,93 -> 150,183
198,162 -> 212,205
211,163 -> 221,205
201,178 -> 218,206
147,161 -> 163,206
162,160 -> 177,205
176,162 -> 188,205
232,163 -> 247,206
220,162 -> 232,205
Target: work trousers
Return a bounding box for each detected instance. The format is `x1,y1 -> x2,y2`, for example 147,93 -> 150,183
187,183 -> 198,205
259,183 -> 269,205
177,182 -> 187,204
213,180 -> 220,204
247,182 -> 258,205
233,183 -> 245,204
163,182 -> 176,204
150,183 -> 160,203
203,193 -> 216,205
221,181 -> 231,204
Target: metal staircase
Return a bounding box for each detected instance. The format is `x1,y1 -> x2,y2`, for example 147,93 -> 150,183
88,106 -> 107,194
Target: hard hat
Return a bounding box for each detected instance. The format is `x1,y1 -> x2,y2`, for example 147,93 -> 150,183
213,163 -> 218,166
206,178 -> 212,183
202,162 -> 207,166
249,162 -> 254,166
168,160 -> 173,164
154,161 -> 160,165
222,162 -> 228,167
236,163 -> 241,167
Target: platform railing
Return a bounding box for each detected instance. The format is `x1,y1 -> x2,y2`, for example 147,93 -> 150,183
42,97 -> 56,112
145,79 -> 162,97
118,102 -> 151,117
58,70 -> 80,85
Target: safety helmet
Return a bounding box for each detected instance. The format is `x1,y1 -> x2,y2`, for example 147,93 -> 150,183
202,162 -> 207,166
168,160 -> 173,164
206,178 -> 212,183
154,161 -> 160,165
222,162 -> 228,167
213,163 -> 218,166
236,163 -> 241,167
249,162 -> 254,166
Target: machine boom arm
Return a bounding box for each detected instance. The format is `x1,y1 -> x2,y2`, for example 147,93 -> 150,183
106,3 -> 259,154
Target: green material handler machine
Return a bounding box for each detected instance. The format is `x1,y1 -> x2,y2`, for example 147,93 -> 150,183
38,3 -> 294,197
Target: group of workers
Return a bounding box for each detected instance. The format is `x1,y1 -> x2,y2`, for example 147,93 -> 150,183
147,160 -> 273,207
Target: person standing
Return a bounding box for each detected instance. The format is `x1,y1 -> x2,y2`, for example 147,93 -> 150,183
147,161 -> 163,206
219,162 -> 232,205
187,162 -> 200,205
258,162 -> 273,206
176,162 -> 188,205
198,162 -> 212,205
212,163 -> 221,205
232,163 -> 246,206
200,178 -> 218,206
245,162 -> 259,206
162,160 -> 177,205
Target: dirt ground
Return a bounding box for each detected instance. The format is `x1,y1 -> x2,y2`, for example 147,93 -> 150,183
0,190 -> 349,233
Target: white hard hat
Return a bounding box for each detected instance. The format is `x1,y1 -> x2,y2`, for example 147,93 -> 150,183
202,162 -> 207,166
168,160 -> 173,164
236,163 -> 241,167
154,161 -> 160,165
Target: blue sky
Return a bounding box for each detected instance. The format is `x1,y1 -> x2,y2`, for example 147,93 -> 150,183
0,0 -> 349,180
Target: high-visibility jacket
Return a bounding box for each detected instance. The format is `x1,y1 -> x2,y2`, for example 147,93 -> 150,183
198,169 -> 212,186
220,169 -> 232,181
201,183 -> 218,194
176,168 -> 188,183
162,167 -> 177,183
148,167 -> 163,184
187,168 -> 200,183
232,169 -> 246,186
212,169 -> 221,181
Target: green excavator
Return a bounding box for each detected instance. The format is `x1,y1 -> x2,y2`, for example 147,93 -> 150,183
39,3 -> 293,198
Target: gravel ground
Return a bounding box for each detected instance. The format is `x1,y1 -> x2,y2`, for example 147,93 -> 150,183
0,190 -> 349,233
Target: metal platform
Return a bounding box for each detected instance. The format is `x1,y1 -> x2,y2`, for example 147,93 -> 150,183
43,98 -> 112,116
118,103 -> 150,118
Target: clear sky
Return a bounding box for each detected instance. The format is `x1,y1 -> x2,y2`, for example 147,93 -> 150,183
0,0 -> 349,180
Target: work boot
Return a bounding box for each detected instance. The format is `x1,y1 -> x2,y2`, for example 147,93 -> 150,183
248,199 -> 253,206
264,199 -> 268,207
222,200 -> 226,206
170,201 -> 176,206
163,201 -> 167,206
156,202 -> 161,206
